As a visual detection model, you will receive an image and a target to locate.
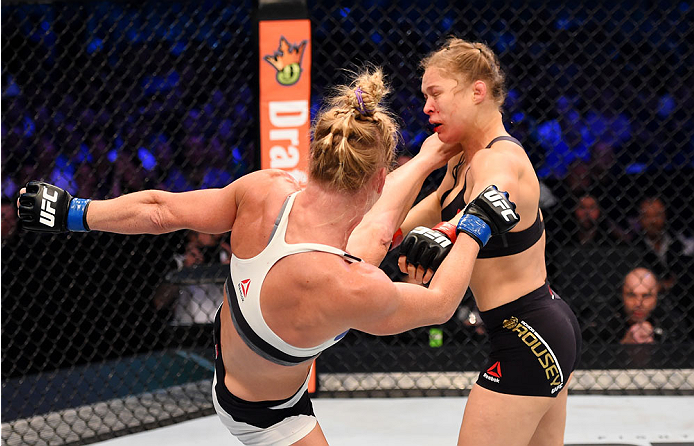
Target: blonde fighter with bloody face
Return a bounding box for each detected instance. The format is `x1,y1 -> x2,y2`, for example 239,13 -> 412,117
398,38 -> 582,446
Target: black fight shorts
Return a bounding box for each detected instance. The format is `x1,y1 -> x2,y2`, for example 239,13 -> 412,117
212,307 -> 317,446
476,282 -> 581,397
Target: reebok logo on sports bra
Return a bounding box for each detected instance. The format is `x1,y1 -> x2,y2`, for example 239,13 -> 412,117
237,279 -> 251,301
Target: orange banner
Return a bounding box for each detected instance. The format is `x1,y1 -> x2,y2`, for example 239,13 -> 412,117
259,19 -> 311,184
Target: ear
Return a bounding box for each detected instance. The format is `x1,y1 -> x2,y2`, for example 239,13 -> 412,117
472,80 -> 487,104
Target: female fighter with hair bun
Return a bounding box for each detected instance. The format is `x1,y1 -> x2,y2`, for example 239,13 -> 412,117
18,67 -> 517,445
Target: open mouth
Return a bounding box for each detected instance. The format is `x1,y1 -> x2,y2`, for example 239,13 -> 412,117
431,122 -> 442,133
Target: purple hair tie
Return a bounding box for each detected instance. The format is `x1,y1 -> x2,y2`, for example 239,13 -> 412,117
354,87 -> 369,115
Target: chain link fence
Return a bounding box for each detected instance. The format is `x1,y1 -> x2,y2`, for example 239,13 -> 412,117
2,0 -> 693,444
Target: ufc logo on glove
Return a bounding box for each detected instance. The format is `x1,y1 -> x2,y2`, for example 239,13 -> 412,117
483,190 -> 518,222
40,187 -> 59,227
412,226 -> 452,247
19,180 -> 91,233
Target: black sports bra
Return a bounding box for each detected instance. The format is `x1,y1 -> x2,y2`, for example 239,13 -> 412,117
440,136 -> 544,259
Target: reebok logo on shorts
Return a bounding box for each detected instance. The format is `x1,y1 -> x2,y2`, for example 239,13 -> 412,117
503,316 -> 565,394
483,361 -> 502,383
482,361 -> 502,383
486,361 -> 502,378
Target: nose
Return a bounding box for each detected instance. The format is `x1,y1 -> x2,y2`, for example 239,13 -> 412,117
423,98 -> 435,115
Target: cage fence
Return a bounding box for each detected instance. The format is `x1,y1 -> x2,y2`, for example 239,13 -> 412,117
2,1 -> 693,445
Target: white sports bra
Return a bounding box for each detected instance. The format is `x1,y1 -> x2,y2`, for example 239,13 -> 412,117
225,191 -> 360,366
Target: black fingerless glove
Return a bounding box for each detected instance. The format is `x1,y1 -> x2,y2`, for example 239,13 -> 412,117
399,222 -> 457,272
456,185 -> 519,248
18,181 -> 91,233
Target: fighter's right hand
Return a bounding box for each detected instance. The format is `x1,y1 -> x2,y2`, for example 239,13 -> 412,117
418,134 -> 463,170
17,181 -> 91,233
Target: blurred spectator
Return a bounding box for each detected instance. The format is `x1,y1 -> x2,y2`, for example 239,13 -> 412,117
30,131 -> 81,195
582,267 -> 689,345
583,86 -> 632,149
629,197 -> 694,295
1,199 -> 18,240
452,296 -> 486,341
535,95 -> 591,179
199,135 -> 235,189
181,118 -> 208,189
110,149 -> 146,196
590,140 -> 620,188
73,163 -> 98,198
587,139 -> 635,228
544,161 -> 595,256
86,132 -> 115,199
564,160 -> 592,199
153,231 -> 230,325
619,267 -> 660,344
150,134 -> 191,192
1,122 -> 24,198
563,195 -> 628,247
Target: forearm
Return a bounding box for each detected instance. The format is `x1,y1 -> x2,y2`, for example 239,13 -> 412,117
371,154 -> 442,232
17,181 -> 233,236
373,235 -> 479,335
348,155 -> 441,265
425,235 -> 479,323
87,190 -> 173,234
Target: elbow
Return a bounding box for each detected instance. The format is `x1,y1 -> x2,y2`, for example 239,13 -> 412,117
430,293 -> 458,325
368,221 -> 396,252
147,191 -> 171,234
432,309 -> 456,326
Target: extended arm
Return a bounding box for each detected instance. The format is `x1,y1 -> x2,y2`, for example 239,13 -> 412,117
397,151 -> 466,240
348,231 -> 480,335
398,146 -> 523,283
347,134 -> 461,265
347,186 -> 519,335
17,171 -> 265,236
86,187 -> 237,234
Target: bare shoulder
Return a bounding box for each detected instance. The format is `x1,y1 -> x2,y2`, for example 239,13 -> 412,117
235,169 -> 300,192
234,169 -> 301,205
464,138 -> 538,206
470,139 -> 526,173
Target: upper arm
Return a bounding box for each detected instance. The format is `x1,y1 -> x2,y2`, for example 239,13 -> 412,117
158,186 -> 238,234
399,191 -> 442,235
338,263 -> 442,336
400,154 -> 465,233
160,170 -> 272,234
466,149 -> 521,205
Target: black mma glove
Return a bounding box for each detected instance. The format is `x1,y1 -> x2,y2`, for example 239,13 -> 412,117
456,185 -> 519,248
399,222 -> 457,272
17,181 -> 91,233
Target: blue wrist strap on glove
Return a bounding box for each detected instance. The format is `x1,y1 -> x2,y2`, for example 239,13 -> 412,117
456,214 -> 491,247
67,198 -> 91,232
